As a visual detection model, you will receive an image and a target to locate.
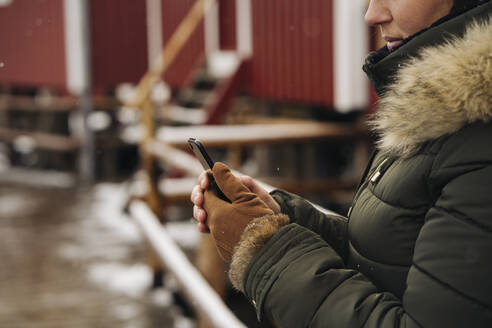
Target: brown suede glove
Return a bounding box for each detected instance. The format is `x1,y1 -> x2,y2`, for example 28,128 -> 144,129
203,162 -> 274,262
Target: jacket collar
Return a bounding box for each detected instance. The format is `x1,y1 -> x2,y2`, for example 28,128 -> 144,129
366,2 -> 492,157
363,1 -> 491,96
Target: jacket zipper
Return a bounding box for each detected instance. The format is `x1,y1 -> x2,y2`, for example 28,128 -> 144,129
347,157 -> 391,218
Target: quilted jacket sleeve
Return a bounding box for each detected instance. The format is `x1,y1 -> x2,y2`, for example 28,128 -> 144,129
270,189 -> 349,260
230,139 -> 492,327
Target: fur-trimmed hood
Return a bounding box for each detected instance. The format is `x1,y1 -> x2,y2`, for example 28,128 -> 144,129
371,17 -> 492,157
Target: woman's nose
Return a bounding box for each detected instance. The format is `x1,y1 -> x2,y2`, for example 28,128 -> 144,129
365,0 -> 392,26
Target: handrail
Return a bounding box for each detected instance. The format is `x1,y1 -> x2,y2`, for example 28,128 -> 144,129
125,0 -> 216,109
130,201 -> 246,328
155,121 -> 365,147
129,0 -> 218,214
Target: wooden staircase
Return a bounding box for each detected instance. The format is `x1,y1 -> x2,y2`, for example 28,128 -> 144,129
157,51 -> 245,126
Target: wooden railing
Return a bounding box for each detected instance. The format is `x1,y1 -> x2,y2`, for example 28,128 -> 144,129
123,0 -> 217,215
126,0 -> 216,109
122,1 -> 248,327
145,139 -> 342,216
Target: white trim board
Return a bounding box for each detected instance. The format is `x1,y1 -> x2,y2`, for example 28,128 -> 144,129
146,0 -> 164,71
333,0 -> 369,112
204,0 -> 220,56
63,0 -> 90,95
236,0 -> 252,58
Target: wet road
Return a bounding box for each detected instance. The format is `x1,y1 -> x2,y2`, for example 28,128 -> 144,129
0,182 -> 195,328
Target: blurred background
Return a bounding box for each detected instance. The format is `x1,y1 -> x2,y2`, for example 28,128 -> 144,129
0,0 -> 382,327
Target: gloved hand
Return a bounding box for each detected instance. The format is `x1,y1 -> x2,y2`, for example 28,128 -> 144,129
203,162 -> 274,262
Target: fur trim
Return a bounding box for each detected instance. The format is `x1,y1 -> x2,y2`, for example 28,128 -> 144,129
372,17 -> 492,157
228,214 -> 290,292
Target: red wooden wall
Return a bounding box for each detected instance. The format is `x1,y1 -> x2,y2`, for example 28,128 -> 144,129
89,0 -> 148,95
161,0 -> 205,88
248,0 -> 334,107
219,0 -> 236,50
91,0 -> 207,93
0,0 -> 66,90
0,0 -> 337,107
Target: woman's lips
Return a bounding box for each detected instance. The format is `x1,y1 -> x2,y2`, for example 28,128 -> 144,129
385,38 -> 403,51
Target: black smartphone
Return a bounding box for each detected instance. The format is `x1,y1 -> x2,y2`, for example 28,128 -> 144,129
187,138 -> 229,202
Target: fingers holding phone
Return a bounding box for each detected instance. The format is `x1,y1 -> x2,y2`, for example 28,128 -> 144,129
191,170 -> 211,233
188,138 -> 280,234
193,205 -> 209,233
191,168 -> 281,234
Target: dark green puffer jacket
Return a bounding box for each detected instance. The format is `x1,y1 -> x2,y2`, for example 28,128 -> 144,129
228,2 -> 492,327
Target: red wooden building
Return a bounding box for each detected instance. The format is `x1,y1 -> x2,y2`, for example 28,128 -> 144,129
0,0 -> 369,111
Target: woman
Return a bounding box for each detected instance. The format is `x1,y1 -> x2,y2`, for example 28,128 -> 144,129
191,0 -> 492,326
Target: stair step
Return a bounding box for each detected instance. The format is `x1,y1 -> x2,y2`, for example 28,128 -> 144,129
207,51 -> 240,79
157,105 -> 207,125
191,68 -> 218,90
192,77 -> 217,91
175,89 -> 215,108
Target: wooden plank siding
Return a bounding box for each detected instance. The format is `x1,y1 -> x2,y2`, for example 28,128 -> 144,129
161,0 -> 205,88
248,0 -> 334,107
0,0 -> 337,108
89,0 -> 149,95
0,0 -> 66,90
218,0 -> 236,50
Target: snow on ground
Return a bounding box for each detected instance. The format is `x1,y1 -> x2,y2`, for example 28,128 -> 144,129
88,262 -> 152,299
0,193 -> 40,218
60,182 -> 198,327
0,180 -> 201,327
